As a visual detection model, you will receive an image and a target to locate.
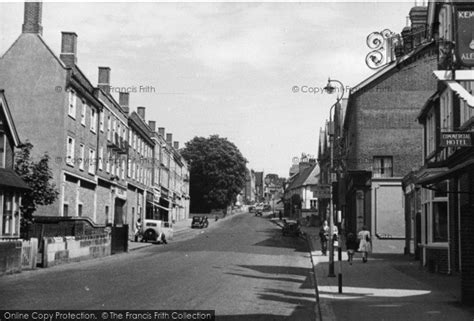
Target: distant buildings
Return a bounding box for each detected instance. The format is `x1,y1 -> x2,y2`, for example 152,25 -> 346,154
284,155 -> 319,219
243,168 -> 256,204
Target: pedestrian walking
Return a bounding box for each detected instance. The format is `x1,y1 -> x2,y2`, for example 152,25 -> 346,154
345,232 -> 358,265
358,226 -> 371,263
134,217 -> 142,242
319,220 -> 329,255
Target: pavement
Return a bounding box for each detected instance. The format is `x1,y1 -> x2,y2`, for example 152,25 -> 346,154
299,224 -> 474,321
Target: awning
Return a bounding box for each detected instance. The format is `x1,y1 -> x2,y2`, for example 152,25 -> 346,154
417,159 -> 474,186
160,196 -> 171,203
0,168 -> 30,190
154,204 -> 170,211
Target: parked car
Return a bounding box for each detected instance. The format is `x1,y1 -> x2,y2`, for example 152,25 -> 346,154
282,220 -> 301,237
191,216 -> 209,228
141,219 -> 173,243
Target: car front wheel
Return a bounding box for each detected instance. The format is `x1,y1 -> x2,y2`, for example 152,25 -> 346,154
144,229 -> 157,242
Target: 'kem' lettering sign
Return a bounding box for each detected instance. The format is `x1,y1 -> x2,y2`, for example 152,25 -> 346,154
456,7 -> 474,67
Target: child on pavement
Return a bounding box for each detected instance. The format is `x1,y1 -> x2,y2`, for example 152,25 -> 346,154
345,232 -> 358,265
358,226 -> 372,263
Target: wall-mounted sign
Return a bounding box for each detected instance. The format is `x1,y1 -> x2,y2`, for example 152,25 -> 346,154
455,6 -> 474,67
311,185 -> 331,199
440,131 -> 473,147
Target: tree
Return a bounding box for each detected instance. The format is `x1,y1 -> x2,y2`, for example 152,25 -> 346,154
14,142 -> 59,236
181,135 -> 247,213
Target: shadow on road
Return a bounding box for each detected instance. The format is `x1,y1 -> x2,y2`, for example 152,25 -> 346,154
216,312 -> 313,321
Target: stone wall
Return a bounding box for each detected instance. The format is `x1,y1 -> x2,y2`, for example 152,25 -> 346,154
42,233 -> 110,268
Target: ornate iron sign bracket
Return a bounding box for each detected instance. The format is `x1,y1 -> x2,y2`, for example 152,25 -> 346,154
365,29 -> 401,69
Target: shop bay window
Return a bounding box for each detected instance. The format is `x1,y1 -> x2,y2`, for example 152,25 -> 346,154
421,181 -> 448,244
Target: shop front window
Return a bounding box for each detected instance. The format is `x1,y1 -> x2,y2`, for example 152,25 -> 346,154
433,201 -> 448,242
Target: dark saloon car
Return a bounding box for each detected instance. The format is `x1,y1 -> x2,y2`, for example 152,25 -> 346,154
191,216 -> 209,228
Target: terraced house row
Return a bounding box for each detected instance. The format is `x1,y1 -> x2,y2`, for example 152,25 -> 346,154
0,2 -> 190,240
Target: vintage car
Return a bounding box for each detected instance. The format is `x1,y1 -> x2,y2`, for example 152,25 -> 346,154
141,219 -> 173,243
191,216 -> 209,228
282,220 -> 301,237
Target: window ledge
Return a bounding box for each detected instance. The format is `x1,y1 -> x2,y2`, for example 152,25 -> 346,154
419,242 -> 448,249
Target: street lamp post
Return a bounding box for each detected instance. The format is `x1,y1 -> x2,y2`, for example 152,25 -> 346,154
324,78 -> 345,278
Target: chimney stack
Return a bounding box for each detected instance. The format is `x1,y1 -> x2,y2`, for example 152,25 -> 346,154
137,107 -> 145,120
158,127 -> 165,137
409,6 -> 428,30
148,121 -> 156,132
173,141 -> 179,149
166,133 -> 172,144
59,32 -> 77,67
119,92 -> 130,114
98,67 -> 111,94
22,2 -> 43,35
409,6 -> 428,46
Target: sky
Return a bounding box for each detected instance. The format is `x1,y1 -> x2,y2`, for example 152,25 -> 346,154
0,1 -> 416,178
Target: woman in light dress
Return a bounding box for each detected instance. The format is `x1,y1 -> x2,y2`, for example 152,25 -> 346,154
358,226 -> 371,263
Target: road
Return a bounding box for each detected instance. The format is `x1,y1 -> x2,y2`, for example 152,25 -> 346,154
0,213 -> 316,320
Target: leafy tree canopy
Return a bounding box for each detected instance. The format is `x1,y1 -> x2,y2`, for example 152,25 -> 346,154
15,142 -> 59,235
181,135 -> 247,213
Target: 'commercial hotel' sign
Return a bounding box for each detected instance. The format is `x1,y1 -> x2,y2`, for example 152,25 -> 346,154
440,132 -> 473,147
455,7 -> 474,67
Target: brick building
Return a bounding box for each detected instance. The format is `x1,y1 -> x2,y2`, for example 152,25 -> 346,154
0,4 -> 123,220
127,107 -> 154,232
413,0 -> 474,305
0,91 -> 30,238
95,68 -> 129,226
339,6 -> 438,253
0,2 -> 190,234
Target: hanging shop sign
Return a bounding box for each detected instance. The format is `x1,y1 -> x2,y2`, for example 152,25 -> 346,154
455,6 -> 474,67
440,131 -> 473,147
311,185 -> 331,199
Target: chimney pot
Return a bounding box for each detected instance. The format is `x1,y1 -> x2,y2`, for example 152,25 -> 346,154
98,67 -> 111,94
119,92 -> 130,114
137,107 -> 146,120
173,141 -> 179,149
158,127 -> 165,137
166,133 -> 173,144
148,121 -> 156,132
22,2 -> 43,35
59,32 -> 78,67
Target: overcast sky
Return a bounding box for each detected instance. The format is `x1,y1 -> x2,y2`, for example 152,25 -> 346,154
0,1 -> 415,177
